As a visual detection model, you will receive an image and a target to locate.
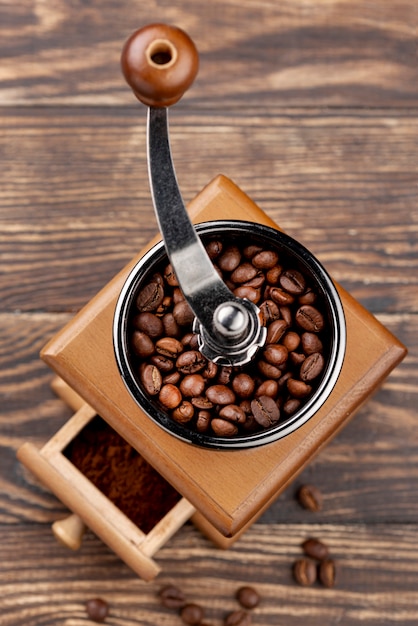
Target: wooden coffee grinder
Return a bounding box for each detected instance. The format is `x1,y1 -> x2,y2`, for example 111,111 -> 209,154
18,24 -> 407,582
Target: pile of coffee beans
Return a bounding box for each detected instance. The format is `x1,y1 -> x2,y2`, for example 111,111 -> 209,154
159,583 -> 260,624
129,236 -> 329,438
293,537 -> 336,588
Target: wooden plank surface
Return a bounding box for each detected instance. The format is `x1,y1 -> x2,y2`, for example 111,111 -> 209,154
0,0 -> 417,623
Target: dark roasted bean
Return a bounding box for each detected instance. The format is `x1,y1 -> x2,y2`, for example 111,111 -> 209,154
159,384 -> 182,409
219,404 -> 246,423
252,249 -> 278,269
319,559 -> 336,588
155,337 -> 183,358
176,350 -> 207,374
236,586 -> 260,609
301,332 -> 323,355
282,331 -> 301,352
296,305 -> 325,332
269,286 -> 295,305
224,609 -> 252,625
293,558 -> 317,586
300,352 -> 325,381
140,364 -> 162,396
211,418 -> 239,437
263,344 -> 288,366
180,603 -> 205,625
265,319 -> 288,344
85,598 -> 109,623
173,300 -> 195,326
251,395 -> 280,427
132,331 -> 154,358
180,374 -> 206,397
136,281 -> 164,312
230,262 -> 258,284
172,401 -> 195,423
206,384 -> 236,405
163,263 -> 179,286
279,268 -> 306,295
287,378 -> 312,398
132,312 -> 164,338
302,538 -> 329,561
218,245 -> 241,272
297,484 -> 323,511
159,585 -> 186,609
232,373 -> 256,398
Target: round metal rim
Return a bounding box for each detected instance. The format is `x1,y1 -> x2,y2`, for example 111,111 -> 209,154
113,220 -> 346,449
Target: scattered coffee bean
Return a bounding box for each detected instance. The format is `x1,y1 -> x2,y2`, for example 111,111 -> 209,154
293,558 -> 317,586
236,586 -> 260,609
319,558 -> 336,588
159,584 -> 186,609
129,236 -> 330,438
180,603 -> 205,624
224,609 -> 252,625
302,538 -> 329,561
85,598 -> 109,623
297,484 -> 324,512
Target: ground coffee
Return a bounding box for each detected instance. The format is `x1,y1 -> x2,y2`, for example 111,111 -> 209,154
65,416 -> 181,533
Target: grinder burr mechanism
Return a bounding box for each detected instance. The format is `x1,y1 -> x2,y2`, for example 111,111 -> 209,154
120,24 -> 267,367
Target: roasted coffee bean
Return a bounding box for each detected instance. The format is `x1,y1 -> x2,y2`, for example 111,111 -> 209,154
289,351 -> 306,367
140,364 -> 162,396
270,286 -> 295,305
236,586 -> 260,609
301,331 -> 323,355
283,398 -> 301,416
206,384 -> 236,405
242,271 -> 265,289
265,319 -> 288,344
159,584 -> 186,609
162,312 -> 181,337
150,354 -> 174,372
299,288 -> 317,305
287,378 -> 312,398
257,360 -> 282,380
163,371 -> 181,385
196,410 -> 211,432
85,598 -> 109,623
159,384 -> 182,409
203,360 -> 218,379
279,268 -> 306,295
176,350 -> 207,374
191,396 -> 214,410
136,281 -> 164,312
252,249 -> 278,269
230,262 -> 258,284
132,331 -> 154,358
173,300 -> 194,326
211,417 -> 239,436
302,538 -> 329,561
219,404 -> 246,423
172,400 -> 195,423
180,374 -> 206,397
296,305 -> 325,332
218,245 -> 241,272
293,558 -> 317,586
133,312 -> 164,338
266,265 -> 282,284
263,344 -> 288,366
232,373 -> 255,398
206,239 -> 223,259
319,558 -> 336,588
259,299 -> 281,324
243,243 -> 263,259
156,337 -> 183,358
224,609 -> 252,625
180,603 -> 205,625
297,484 -> 323,511
173,287 -> 185,304
234,285 -> 261,303
251,395 -> 280,427
282,331 -> 301,352
255,379 -> 278,398
300,352 -> 325,381
164,263 -> 179,286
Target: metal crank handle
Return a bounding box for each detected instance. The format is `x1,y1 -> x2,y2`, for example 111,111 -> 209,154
121,24 -> 266,365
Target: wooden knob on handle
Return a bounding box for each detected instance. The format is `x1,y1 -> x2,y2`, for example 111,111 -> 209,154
121,23 -> 199,107
52,513 -> 87,550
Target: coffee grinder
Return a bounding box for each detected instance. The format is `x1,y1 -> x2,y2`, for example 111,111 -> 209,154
18,24 -> 406,581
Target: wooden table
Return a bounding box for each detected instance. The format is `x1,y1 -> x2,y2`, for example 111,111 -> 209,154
1,2 -> 416,624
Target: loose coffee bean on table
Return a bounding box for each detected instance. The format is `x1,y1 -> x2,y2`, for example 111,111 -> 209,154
236,586 -> 260,609
159,584 -> 186,609
129,236 -> 329,438
85,598 -> 109,623
224,609 -> 252,625
302,537 -> 329,561
297,484 -> 324,512
180,603 -> 205,624
293,557 -> 317,586
319,558 -> 337,588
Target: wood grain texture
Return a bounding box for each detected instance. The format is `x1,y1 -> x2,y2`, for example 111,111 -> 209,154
1,524 -> 418,625
0,0 -> 416,621
0,107 -> 416,313
0,0 -> 416,107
